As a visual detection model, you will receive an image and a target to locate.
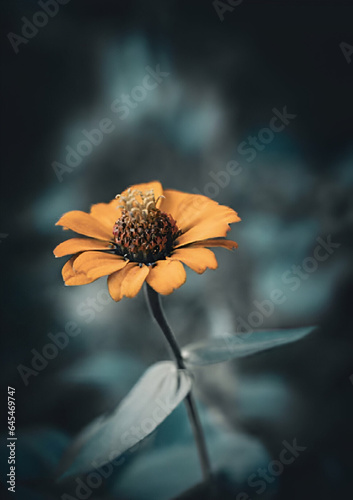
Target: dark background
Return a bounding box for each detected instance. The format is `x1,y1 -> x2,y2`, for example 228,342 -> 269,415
1,1 -> 353,499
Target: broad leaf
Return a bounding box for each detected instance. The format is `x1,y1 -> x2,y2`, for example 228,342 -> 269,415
58,361 -> 192,478
112,404 -> 269,500
182,326 -> 316,366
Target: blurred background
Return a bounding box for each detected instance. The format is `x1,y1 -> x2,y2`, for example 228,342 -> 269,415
1,1 -> 353,499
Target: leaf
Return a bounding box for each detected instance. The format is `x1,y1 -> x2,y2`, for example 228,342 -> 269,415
111,403 -> 269,500
182,326 -> 316,366
57,361 -> 192,479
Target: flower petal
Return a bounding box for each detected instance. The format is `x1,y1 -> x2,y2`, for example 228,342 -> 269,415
181,238 -> 238,251
73,251 -> 128,280
160,189 -> 240,246
121,181 -> 163,202
170,247 -> 218,274
175,207 -> 240,248
89,199 -> 122,234
62,256 -> 77,281
56,211 -> 112,241
108,263 -> 150,301
54,238 -> 112,258
146,259 -> 186,295
159,189 -> 211,228
62,255 -> 98,286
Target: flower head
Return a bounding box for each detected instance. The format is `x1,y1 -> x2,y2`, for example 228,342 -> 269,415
54,181 -> 240,301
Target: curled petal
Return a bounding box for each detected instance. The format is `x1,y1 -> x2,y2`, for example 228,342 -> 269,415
56,211 -> 112,241
62,255 -> 98,286
54,238 -> 112,257
108,263 -> 150,301
146,259 -> 186,295
73,251 -> 128,280
170,247 -> 218,274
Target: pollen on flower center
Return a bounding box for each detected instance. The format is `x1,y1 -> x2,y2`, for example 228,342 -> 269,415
113,188 -> 181,264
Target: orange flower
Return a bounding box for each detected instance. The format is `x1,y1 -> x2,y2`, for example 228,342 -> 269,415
54,181 -> 240,301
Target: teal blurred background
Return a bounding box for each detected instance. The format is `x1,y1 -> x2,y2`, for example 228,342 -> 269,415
1,1 -> 353,499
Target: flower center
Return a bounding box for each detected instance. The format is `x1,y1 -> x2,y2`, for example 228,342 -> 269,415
113,188 -> 180,264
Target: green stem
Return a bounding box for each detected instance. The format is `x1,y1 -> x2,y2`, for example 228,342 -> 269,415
145,284 -> 212,482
